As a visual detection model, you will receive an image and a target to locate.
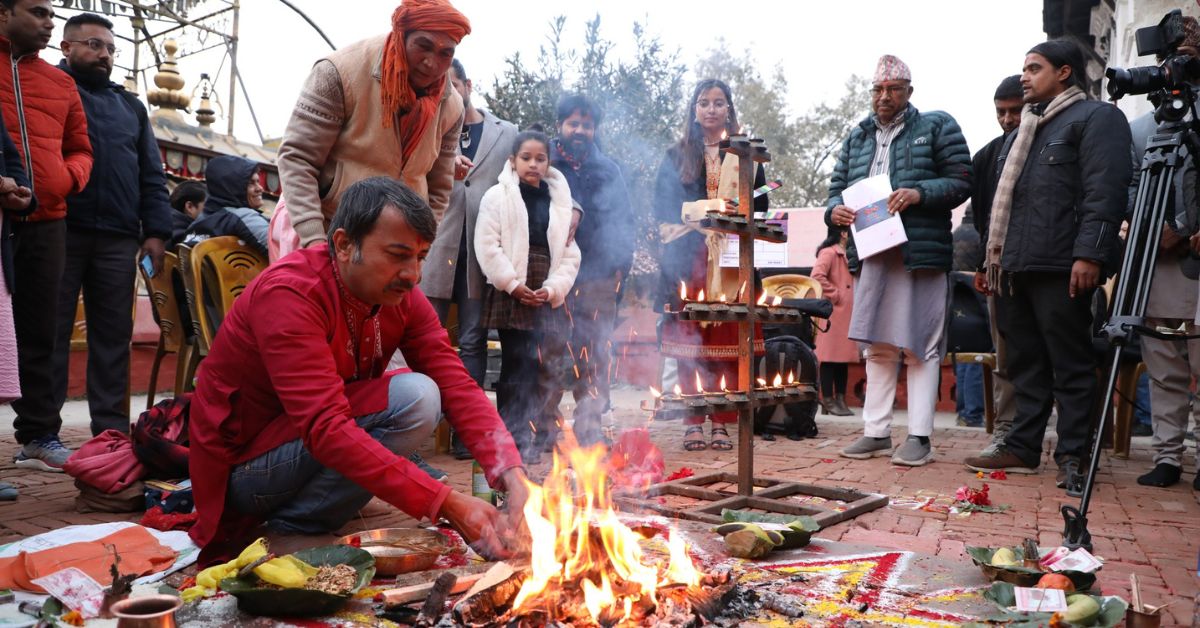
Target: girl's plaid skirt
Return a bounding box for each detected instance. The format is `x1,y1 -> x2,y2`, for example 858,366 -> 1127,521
482,245 -> 570,334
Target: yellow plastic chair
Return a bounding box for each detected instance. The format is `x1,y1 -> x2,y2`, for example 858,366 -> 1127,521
762,274 -> 822,300
762,274 -> 823,340
138,252 -> 195,406
187,236 -> 268,352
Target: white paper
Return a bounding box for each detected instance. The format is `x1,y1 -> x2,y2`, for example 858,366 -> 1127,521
720,227 -> 790,268
1045,547 -> 1103,573
843,175 -> 907,260
1014,586 -> 1068,612
30,568 -> 105,617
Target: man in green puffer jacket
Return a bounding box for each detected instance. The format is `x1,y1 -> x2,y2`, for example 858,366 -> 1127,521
827,54 -> 972,467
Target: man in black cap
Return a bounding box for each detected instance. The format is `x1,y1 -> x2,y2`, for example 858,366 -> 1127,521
964,40 -> 1132,490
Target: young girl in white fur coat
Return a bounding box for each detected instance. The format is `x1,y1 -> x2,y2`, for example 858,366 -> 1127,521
475,130 -> 580,464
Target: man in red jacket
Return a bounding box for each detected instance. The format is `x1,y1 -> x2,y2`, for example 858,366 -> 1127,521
0,0 -> 93,471
188,177 -> 529,564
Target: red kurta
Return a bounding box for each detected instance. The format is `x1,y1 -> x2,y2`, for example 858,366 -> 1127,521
811,245 -> 860,364
188,245 -> 523,563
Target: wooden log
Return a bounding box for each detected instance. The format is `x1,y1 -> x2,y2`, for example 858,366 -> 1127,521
452,562 -> 527,627
380,571 -> 487,609
415,572 -> 457,627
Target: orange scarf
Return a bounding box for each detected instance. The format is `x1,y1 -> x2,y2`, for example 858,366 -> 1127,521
380,0 -> 471,161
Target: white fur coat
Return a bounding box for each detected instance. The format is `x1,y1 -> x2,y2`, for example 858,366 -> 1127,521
474,162 -> 581,307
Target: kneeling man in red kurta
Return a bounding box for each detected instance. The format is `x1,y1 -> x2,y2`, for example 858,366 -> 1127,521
188,176 -> 529,564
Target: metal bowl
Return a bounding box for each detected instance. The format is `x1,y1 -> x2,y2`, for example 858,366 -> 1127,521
336,528 -> 450,576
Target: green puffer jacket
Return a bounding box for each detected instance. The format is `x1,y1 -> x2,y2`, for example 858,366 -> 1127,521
824,104 -> 972,272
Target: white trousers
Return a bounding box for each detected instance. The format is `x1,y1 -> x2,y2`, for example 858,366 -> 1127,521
861,342 -> 940,438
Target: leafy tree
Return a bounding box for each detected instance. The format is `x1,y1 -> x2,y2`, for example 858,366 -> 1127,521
482,20 -> 870,288
695,43 -> 870,208
484,16 -> 687,285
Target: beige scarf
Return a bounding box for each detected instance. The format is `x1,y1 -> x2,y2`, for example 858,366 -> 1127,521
985,85 -> 1085,293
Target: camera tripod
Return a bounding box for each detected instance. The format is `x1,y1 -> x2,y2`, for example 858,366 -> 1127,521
1062,119 -> 1200,551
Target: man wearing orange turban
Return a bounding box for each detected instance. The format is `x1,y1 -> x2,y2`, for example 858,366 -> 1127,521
277,0 -> 471,250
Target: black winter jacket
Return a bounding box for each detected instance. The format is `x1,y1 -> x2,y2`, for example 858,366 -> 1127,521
824,104 -> 972,272
1,107 -> 35,293
979,100 -> 1131,274
550,140 -> 634,282
182,156 -> 268,255
59,62 -> 171,241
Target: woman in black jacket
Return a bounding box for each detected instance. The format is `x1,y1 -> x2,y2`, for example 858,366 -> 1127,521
653,78 -> 766,452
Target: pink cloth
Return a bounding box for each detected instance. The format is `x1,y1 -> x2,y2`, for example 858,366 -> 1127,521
268,195 -> 301,264
0,214 -> 17,403
812,245 -> 860,364
63,430 -> 147,493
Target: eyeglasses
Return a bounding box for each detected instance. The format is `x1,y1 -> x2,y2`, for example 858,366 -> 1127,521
870,85 -> 908,97
67,38 -> 118,57
695,99 -> 729,110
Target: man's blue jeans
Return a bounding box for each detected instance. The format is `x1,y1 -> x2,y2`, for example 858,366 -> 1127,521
227,373 -> 440,534
955,362 -> 984,426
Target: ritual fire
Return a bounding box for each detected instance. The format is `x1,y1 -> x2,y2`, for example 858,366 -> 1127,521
451,443 -> 737,627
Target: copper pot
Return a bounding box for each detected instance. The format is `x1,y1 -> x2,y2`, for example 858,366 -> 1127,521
110,594 -> 182,628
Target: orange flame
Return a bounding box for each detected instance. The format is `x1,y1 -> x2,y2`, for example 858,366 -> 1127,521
756,291 -> 768,306
512,444 -> 703,622
736,281 -> 748,301
673,383 -> 683,396
649,386 -> 661,398
697,289 -> 705,302
719,375 -> 727,391
679,281 -> 687,301
756,377 -> 767,387
718,293 -> 727,303
771,295 -> 782,306
773,373 -> 783,387
694,371 -> 704,394
787,371 -> 795,384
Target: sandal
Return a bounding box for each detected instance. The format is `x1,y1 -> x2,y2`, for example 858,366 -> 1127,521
710,425 -> 734,451
683,426 -> 708,451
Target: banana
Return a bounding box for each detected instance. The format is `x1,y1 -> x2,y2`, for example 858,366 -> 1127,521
715,521 -> 808,549
253,554 -> 319,589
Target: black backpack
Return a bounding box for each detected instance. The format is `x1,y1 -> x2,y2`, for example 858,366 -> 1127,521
947,272 -> 992,354
754,335 -> 819,440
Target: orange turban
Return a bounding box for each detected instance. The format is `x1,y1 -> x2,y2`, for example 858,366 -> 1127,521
380,0 -> 471,159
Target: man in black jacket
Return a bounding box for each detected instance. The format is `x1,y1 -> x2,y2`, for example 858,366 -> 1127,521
547,94 -> 634,449
961,75 -> 1022,451
964,40 -> 1132,489
51,13 -> 171,436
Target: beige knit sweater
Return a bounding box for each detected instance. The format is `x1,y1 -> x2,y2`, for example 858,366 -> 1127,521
276,35 -> 463,248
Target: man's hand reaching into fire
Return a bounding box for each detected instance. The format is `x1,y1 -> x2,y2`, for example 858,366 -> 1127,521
438,491 -> 510,560
438,469 -> 533,560
498,468 -> 532,554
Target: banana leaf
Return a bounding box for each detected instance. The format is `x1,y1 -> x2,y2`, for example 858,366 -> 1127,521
720,509 -> 820,532
965,546 -> 1097,591
977,581 -> 1128,627
219,545 -> 375,617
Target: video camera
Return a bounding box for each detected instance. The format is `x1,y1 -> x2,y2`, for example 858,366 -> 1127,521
1105,9 -> 1200,123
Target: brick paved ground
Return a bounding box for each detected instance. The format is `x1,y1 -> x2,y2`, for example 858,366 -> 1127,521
2,400 -> 1197,625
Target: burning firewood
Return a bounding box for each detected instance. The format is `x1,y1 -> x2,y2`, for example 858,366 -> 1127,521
452,562 -> 527,627
414,572 -> 456,627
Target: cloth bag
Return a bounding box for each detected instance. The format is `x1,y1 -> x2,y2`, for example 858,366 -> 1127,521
63,430 -> 147,494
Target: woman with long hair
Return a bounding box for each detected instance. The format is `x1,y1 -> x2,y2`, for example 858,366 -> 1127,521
811,225 -> 857,416
654,78 -> 767,452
